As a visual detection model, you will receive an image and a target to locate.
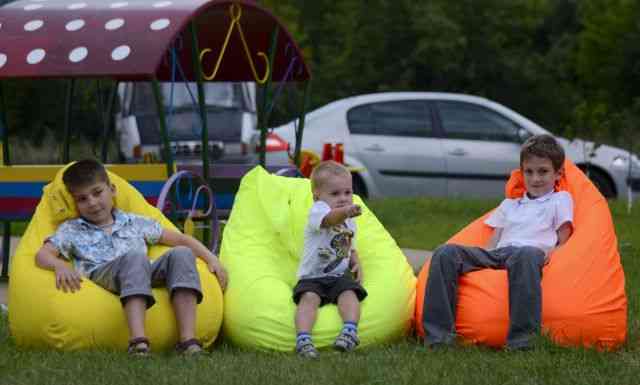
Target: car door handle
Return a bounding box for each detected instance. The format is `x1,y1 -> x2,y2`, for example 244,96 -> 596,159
448,148 -> 468,156
363,144 -> 384,152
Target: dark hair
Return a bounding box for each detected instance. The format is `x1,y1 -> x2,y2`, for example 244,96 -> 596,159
62,159 -> 110,192
520,134 -> 565,171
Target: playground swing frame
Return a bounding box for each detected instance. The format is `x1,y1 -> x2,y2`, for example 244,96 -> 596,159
0,0 -> 312,278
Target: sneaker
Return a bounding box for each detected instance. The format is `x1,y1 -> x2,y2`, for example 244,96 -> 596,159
296,339 -> 319,359
334,329 -> 360,352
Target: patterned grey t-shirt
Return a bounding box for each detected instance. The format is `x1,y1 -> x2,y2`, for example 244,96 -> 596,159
47,209 -> 163,277
297,200 -> 356,279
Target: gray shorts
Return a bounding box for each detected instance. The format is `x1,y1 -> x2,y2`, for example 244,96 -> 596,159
89,246 -> 203,308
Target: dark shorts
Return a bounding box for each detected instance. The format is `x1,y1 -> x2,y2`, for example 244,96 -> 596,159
292,272 -> 368,306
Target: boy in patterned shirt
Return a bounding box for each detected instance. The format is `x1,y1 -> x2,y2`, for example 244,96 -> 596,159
293,160 -> 368,358
35,159 -> 227,356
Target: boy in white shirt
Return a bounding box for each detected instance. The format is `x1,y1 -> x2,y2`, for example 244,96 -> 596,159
423,134 -> 574,351
293,161 -> 367,358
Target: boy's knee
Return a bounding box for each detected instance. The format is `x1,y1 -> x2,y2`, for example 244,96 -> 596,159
337,289 -> 358,303
170,246 -> 196,264
299,292 -> 321,306
432,244 -> 461,264
508,247 -> 545,268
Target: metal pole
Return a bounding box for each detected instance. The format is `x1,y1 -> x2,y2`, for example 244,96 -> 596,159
62,79 -> 76,163
0,84 -> 10,279
189,22 -> 211,247
151,78 -> 174,177
189,22 -> 210,182
0,82 -> 9,166
294,80 -> 311,167
1,221 -> 9,279
100,80 -> 119,162
258,27 -> 279,167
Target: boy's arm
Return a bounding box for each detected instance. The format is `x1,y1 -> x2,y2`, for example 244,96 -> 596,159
321,204 -> 362,228
35,242 -> 83,292
485,227 -> 503,249
159,229 -> 228,290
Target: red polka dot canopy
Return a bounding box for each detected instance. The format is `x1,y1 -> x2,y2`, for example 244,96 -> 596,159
0,0 -> 310,81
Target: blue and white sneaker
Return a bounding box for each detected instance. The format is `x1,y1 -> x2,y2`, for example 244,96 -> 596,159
334,329 -> 359,352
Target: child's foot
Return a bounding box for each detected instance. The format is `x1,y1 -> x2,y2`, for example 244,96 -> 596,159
334,328 -> 359,352
296,339 -> 319,359
176,338 -> 205,356
128,337 -> 150,357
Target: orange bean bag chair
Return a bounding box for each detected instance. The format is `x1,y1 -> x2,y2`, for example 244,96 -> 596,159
415,160 -> 627,349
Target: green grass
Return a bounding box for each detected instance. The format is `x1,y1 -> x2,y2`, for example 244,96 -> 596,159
1,197 -> 639,384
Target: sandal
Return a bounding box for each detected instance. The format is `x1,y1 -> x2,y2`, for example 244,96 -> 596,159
296,339 -> 319,359
128,337 -> 150,356
175,338 -> 204,355
334,329 -> 360,352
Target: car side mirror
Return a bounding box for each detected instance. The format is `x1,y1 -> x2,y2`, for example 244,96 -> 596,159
517,128 -> 532,143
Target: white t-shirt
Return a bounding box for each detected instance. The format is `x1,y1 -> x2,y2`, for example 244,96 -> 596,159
484,190 -> 574,256
297,200 -> 356,279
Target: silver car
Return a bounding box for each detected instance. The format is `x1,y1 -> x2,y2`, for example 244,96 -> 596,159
273,92 -> 640,200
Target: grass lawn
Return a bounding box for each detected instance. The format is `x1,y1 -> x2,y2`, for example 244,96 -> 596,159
1,198 -> 639,385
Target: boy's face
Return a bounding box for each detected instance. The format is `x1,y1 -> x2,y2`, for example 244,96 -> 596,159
521,155 -> 562,198
313,174 -> 353,209
69,180 -> 116,226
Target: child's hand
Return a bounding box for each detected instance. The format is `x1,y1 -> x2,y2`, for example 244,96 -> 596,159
345,204 -> 362,218
208,258 -> 228,291
54,265 -> 83,293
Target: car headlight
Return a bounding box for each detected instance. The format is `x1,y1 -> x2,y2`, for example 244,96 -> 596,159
612,155 -> 628,168
614,153 -> 640,175
613,154 -> 640,166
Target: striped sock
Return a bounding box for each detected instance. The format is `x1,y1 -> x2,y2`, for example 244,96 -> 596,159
296,332 -> 312,346
343,321 -> 358,334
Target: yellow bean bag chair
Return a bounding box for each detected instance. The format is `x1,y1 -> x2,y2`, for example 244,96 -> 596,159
415,160 -> 627,349
220,166 -> 416,351
8,164 -> 223,351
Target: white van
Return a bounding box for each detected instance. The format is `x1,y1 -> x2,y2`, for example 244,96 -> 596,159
115,82 -> 258,164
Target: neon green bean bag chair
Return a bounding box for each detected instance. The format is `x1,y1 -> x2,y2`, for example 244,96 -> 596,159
8,164 -> 223,351
220,166 -> 416,351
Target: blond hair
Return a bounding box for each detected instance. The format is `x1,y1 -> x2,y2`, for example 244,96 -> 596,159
310,160 -> 351,191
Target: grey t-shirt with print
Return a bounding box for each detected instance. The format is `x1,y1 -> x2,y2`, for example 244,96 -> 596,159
297,200 -> 356,279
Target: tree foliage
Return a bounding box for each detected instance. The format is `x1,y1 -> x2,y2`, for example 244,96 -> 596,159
1,0 -> 638,154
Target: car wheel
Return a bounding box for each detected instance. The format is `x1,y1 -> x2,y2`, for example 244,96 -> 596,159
584,167 -> 616,199
352,173 -> 368,200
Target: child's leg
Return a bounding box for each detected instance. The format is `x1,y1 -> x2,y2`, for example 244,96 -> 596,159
124,296 -> 147,339
334,290 -> 361,352
90,251 -> 154,350
295,292 -> 321,334
423,244 -> 500,347
150,246 -> 203,353
172,288 -> 197,342
503,246 -> 546,349
294,292 -> 321,358
336,289 -> 360,324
